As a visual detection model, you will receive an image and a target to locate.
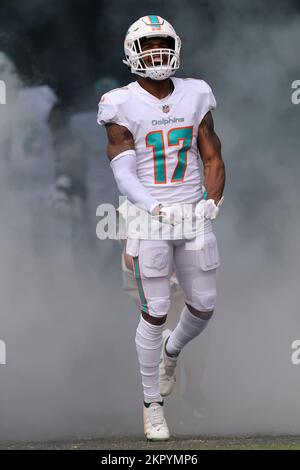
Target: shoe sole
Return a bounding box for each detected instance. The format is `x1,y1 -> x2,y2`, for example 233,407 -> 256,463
145,436 -> 170,441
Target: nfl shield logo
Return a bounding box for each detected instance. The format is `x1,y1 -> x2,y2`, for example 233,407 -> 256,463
162,105 -> 170,113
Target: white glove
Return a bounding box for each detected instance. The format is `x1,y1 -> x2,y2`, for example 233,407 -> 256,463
152,204 -> 191,226
195,196 -> 224,220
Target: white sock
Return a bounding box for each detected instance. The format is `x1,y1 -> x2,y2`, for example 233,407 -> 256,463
135,316 -> 163,404
166,306 -> 210,356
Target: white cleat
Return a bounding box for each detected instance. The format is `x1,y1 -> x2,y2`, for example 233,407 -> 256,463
143,402 -> 170,441
159,329 -> 179,397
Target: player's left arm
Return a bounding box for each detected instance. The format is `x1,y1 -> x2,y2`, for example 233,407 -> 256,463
197,111 -> 225,204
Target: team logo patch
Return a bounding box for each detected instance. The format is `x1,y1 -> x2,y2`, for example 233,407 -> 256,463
162,105 -> 170,113
151,252 -> 168,271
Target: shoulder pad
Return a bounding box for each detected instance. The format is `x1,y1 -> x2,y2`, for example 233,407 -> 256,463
100,86 -> 130,106
183,78 -> 212,94
183,78 -> 217,124
97,86 -> 132,129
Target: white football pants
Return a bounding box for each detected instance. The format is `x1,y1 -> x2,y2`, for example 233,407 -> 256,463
131,231 -> 220,318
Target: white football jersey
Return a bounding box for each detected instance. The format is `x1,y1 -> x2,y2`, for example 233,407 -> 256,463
97,77 -> 216,205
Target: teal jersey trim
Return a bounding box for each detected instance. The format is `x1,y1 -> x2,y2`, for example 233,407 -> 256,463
133,257 -> 150,315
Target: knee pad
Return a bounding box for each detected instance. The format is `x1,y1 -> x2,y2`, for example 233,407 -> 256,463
190,288 -> 217,313
146,296 -> 171,318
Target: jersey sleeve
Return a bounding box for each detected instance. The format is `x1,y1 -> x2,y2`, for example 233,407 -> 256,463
97,93 -> 132,131
195,80 -> 217,126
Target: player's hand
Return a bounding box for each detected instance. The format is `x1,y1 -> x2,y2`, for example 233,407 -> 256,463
152,203 -> 190,226
151,203 -> 162,218
195,196 -> 224,220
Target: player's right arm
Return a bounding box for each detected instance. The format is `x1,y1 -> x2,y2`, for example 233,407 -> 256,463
105,123 -> 161,215
106,123 -> 135,161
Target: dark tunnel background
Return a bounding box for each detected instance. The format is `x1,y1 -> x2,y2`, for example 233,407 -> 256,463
0,0 -> 299,108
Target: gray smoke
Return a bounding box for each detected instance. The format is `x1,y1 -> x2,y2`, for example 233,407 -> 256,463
0,0 -> 300,441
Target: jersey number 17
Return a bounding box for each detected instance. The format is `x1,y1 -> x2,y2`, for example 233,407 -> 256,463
145,126 -> 193,184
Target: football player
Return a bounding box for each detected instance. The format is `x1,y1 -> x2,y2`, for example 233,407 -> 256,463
97,15 -> 225,441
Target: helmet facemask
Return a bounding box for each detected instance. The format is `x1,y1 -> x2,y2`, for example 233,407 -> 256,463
129,36 -> 179,80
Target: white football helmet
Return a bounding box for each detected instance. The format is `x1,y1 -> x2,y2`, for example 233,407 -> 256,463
123,15 -> 181,80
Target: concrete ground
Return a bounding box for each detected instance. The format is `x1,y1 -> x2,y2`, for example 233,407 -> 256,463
1,435 -> 300,450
